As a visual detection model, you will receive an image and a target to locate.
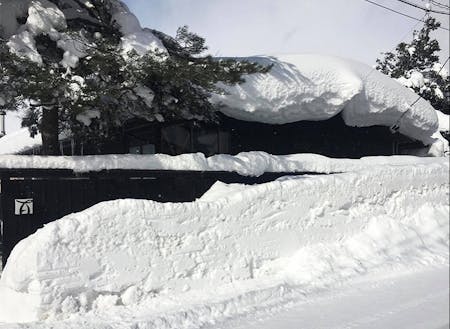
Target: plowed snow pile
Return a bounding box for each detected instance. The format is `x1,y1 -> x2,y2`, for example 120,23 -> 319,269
0,157 -> 448,328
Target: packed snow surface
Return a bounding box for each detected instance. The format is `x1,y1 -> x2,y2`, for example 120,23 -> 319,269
0,156 -> 448,327
213,54 -> 440,145
219,267 -> 449,329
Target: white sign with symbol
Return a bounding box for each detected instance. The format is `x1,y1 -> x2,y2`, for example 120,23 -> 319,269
15,199 -> 34,215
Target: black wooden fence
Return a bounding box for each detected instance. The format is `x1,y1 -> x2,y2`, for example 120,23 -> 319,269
0,168 -> 318,266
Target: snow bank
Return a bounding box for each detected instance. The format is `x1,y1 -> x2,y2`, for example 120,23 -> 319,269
0,128 -> 41,155
0,158 -> 447,323
0,152 -> 446,175
213,54 -> 440,145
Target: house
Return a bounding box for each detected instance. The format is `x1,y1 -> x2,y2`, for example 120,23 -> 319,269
0,54 -> 447,157
3,112 -> 422,158
89,113 -> 424,158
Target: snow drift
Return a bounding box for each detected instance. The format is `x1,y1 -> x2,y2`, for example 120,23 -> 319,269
0,157 -> 448,324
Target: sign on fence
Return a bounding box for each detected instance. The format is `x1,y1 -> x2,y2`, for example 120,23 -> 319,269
15,199 -> 33,215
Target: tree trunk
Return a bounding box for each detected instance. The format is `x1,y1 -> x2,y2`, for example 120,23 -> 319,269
40,105 -> 59,155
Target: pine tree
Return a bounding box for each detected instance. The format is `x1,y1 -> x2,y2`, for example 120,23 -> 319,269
376,17 -> 449,114
0,1 -> 270,155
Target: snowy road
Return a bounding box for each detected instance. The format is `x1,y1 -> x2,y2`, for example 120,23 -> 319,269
211,267 -> 449,329
1,266 -> 447,328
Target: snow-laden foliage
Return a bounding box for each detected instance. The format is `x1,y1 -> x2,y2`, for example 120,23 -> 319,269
0,0 -> 268,155
376,17 -> 449,115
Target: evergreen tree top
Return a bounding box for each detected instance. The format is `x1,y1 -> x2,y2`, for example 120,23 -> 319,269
0,0 -> 271,154
376,17 -> 449,115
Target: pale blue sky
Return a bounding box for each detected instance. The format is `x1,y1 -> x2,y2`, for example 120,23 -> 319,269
122,0 -> 449,64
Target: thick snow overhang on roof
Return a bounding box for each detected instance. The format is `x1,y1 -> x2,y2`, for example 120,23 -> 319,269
212,54 -> 441,146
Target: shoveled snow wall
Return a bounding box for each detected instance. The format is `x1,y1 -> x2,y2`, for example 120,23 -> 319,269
0,157 -> 448,323
0,152 -> 446,174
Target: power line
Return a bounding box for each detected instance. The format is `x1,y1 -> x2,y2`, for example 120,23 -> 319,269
363,0 -> 450,31
409,56 -> 450,107
391,56 -> 450,132
395,0 -> 450,15
362,13 -> 427,81
429,0 -> 450,10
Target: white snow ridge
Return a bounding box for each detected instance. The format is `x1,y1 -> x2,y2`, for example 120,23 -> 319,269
0,157 -> 448,328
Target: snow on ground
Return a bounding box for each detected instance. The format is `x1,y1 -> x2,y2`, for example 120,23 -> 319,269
0,128 -> 41,155
0,152 -> 446,175
0,156 -> 448,327
212,54 -> 443,148
214,267 -> 449,329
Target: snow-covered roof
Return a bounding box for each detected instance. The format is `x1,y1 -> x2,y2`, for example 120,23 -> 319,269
435,110 -> 449,133
212,54 -> 441,145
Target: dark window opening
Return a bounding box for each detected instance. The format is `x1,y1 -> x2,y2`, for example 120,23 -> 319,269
161,123 -> 192,155
129,144 -> 155,155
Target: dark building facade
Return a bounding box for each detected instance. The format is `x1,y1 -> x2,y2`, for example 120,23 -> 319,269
25,113 -> 424,158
